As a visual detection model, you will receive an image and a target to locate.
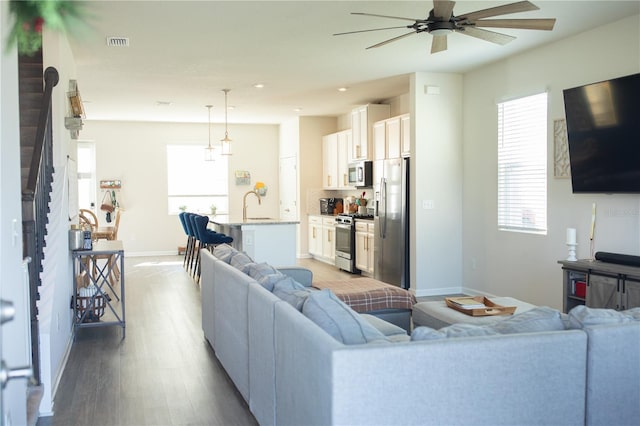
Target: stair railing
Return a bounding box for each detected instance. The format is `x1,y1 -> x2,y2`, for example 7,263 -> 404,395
21,66 -> 59,384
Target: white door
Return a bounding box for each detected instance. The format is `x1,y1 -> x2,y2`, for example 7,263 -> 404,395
1,7 -> 31,422
279,156 -> 297,221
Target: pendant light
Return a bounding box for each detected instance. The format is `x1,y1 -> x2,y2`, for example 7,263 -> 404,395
204,104 -> 215,161
220,89 -> 232,156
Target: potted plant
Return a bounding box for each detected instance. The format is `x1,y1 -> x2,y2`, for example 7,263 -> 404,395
210,204 -> 217,215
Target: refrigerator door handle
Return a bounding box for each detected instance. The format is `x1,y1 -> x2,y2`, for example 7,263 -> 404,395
380,177 -> 387,238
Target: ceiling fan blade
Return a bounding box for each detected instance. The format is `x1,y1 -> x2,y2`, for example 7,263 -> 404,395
459,1 -> 538,22
366,31 -> 416,49
333,26 -> 412,36
431,35 -> 448,53
433,0 -> 455,20
474,18 -> 556,31
457,26 -> 516,45
351,12 -> 422,23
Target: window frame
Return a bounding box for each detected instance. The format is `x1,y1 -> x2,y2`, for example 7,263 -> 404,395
497,92 -> 548,234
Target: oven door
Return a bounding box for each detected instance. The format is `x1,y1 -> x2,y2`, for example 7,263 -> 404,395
334,223 -> 353,258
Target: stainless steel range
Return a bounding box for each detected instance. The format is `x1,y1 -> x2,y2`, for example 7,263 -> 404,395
335,213 -> 373,273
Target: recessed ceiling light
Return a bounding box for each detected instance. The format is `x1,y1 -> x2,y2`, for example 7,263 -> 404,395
338,87 -> 348,92
156,101 -> 172,106
294,108 -> 302,112
254,83 -> 265,89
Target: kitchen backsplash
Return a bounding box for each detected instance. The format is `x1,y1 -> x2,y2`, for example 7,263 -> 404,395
305,188 -> 374,215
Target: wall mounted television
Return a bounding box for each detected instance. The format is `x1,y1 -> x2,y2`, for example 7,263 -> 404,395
562,72 -> 640,193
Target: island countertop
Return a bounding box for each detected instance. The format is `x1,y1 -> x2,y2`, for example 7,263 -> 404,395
209,215 -> 299,226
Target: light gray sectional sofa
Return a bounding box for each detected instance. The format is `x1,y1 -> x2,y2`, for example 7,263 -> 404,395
200,245 -> 640,426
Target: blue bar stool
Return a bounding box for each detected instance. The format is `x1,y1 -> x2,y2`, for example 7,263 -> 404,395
178,212 -> 193,269
192,214 -> 233,281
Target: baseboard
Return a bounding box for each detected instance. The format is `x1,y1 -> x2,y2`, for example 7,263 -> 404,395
126,250 -> 180,257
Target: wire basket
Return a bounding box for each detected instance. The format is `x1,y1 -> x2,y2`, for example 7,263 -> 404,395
75,295 -> 105,322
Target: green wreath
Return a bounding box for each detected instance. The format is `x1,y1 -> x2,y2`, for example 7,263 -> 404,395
6,0 -> 85,55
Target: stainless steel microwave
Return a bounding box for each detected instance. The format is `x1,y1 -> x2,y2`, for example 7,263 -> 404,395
348,161 -> 373,187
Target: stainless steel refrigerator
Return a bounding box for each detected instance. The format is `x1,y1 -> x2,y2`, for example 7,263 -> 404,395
373,157 -> 409,289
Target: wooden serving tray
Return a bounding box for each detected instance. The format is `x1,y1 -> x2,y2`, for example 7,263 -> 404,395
445,296 -> 517,317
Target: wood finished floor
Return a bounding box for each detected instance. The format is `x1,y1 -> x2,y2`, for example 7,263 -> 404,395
37,255 -> 356,426
37,255 -> 259,426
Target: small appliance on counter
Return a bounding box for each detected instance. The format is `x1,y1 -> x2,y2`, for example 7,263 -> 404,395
319,197 -> 343,215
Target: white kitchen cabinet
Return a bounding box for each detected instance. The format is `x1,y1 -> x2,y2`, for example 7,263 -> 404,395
336,130 -> 352,188
308,215 -> 323,257
351,104 -> 390,160
400,113 -> 411,157
322,217 -> 336,260
355,220 -> 375,274
322,133 -> 338,189
373,113 -> 409,160
308,215 -> 336,264
322,130 -> 352,189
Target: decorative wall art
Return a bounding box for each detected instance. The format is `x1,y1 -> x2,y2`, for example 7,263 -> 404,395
235,170 -> 251,185
554,119 -> 570,178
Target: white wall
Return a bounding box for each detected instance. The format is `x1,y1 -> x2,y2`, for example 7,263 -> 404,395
1,4 -> 29,424
462,15 -> 640,308
39,28 -> 78,415
411,73 -> 464,296
80,120 -> 280,255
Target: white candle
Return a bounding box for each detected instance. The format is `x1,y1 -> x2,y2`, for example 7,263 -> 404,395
590,203 -> 596,240
566,228 -> 577,245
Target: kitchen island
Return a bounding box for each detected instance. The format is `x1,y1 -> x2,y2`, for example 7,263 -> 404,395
208,216 -> 299,267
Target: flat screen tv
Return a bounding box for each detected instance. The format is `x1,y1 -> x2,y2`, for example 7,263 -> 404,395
562,72 -> 640,193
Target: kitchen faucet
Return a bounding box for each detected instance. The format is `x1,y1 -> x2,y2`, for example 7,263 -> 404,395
242,190 -> 262,221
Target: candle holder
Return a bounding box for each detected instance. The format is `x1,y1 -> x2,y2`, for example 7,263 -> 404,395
566,243 -> 578,261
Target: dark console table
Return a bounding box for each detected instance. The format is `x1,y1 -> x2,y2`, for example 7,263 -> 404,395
558,259 -> 640,313
72,240 -> 125,338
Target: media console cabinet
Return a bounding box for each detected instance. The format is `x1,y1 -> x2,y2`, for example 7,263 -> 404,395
558,259 -> 640,313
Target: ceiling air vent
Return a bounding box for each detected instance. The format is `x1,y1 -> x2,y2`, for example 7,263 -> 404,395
106,37 -> 129,47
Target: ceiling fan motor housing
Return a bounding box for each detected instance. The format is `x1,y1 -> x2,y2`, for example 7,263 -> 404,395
428,20 -> 455,34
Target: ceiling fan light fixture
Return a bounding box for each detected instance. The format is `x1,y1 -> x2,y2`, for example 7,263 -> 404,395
428,20 -> 455,36
220,89 -> 232,156
204,104 -> 215,161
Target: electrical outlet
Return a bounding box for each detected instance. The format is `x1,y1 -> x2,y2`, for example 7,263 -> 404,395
422,200 -> 435,210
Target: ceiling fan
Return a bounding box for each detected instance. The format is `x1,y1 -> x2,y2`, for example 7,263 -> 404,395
334,0 -> 556,54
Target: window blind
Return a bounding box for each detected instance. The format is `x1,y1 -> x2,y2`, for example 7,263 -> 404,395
497,92 -> 547,233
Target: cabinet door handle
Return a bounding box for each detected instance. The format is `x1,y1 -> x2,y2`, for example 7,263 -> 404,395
343,174 -> 347,186
312,228 -> 316,239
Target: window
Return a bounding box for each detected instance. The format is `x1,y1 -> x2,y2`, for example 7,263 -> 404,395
77,141 -> 96,210
497,92 -> 547,233
166,145 -> 228,214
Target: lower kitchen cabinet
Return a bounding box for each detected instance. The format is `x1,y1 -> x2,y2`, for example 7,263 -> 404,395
355,220 -> 374,275
308,215 -> 336,264
558,259 -> 640,312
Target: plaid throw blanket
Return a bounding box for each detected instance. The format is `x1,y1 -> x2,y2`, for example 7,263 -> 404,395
313,278 -> 416,313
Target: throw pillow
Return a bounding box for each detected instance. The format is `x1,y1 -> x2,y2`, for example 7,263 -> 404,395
247,262 -> 284,292
490,306 -> 567,334
213,244 -> 236,263
230,251 -> 254,273
567,305 -> 635,329
302,289 -> 389,345
272,277 -> 311,310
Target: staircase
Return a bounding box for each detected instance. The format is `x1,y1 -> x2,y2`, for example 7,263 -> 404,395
18,47 -> 59,385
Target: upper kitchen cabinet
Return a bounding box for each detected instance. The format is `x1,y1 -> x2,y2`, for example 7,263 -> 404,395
373,113 -> 411,160
351,104 -> 390,161
322,129 -> 352,189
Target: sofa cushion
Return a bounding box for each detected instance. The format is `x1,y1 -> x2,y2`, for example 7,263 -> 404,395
302,289 -> 389,345
213,243 -> 237,263
247,262 -> 284,292
490,306 -> 567,334
411,307 -> 566,341
230,251 -> 254,273
567,305 -> 637,329
411,323 -> 500,341
272,277 -> 311,310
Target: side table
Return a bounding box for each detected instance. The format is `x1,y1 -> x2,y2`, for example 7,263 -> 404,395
71,240 -> 125,338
